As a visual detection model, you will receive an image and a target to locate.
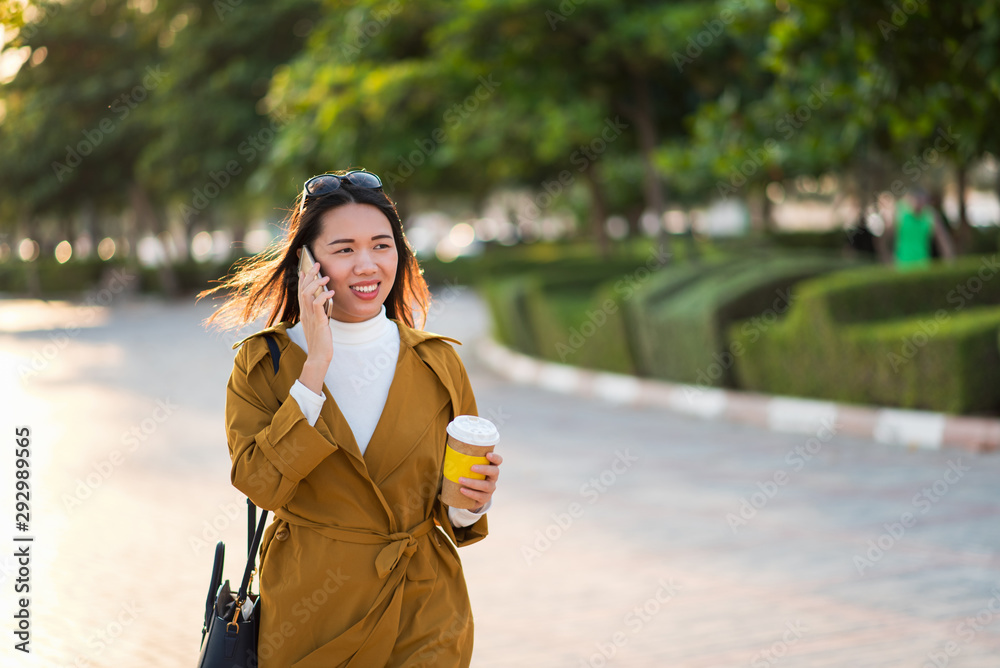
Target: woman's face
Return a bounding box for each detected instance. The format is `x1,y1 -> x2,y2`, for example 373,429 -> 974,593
309,203 -> 398,323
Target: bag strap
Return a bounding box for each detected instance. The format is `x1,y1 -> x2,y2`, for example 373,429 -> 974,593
231,332 -> 281,611
246,498 -> 256,558
233,507 -> 269,615
265,333 -> 281,375
202,541 -> 225,642
247,334 -> 281,555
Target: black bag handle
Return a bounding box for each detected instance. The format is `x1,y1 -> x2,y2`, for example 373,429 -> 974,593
202,541 -> 226,642
234,508 -> 269,614
233,333 -> 281,608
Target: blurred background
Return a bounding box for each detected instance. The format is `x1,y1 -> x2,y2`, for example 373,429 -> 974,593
3,1 -> 1000,666
1,0 -> 1000,412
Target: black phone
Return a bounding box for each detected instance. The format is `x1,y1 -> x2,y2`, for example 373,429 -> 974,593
298,245 -> 334,318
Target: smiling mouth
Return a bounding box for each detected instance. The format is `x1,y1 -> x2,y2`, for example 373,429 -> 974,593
351,282 -> 380,294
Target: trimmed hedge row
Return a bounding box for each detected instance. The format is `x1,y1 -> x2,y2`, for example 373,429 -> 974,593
633,255 -> 854,386
480,251 -> 854,382
479,254 -> 660,365
729,256 -> 1000,414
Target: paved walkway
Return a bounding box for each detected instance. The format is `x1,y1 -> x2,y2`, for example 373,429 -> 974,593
1,288 -> 999,667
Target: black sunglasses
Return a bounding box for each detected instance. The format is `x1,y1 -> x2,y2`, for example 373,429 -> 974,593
300,170 -> 383,213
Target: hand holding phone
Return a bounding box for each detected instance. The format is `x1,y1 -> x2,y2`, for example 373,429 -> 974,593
298,245 -> 335,318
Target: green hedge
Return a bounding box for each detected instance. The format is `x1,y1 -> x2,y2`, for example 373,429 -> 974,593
0,256 -> 244,297
625,258 -> 749,378
633,255 -> 853,386
0,257 -> 118,296
510,255 -> 674,372
479,277 -> 540,356
730,255 -> 1000,414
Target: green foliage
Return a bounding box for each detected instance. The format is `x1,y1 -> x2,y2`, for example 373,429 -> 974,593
0,254 -> 242,296
516,255 -> 662,373
478,276 -> 539,356
730,256 -> 1000,413
0,257 -> 110,295
632,254 -> 854,385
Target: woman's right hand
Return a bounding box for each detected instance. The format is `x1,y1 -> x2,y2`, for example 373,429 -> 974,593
297,261 -> 334,394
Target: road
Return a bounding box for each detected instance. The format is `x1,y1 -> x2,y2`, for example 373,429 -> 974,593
1,287 -> 998,667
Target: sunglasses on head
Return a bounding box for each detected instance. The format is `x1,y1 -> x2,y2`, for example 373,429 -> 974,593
300,170 -> 383,213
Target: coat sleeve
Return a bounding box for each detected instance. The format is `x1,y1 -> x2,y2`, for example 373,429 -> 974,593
225,339 -> 339,510
435,349 -> 489,548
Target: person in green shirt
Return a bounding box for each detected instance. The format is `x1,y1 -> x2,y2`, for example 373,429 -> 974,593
892,189 -> 954,269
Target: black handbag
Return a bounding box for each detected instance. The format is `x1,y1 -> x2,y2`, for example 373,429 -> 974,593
197,499 -> 269,667
198,335 -> 281,667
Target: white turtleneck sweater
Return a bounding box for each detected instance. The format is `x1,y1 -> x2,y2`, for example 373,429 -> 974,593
285,306 -> 488,528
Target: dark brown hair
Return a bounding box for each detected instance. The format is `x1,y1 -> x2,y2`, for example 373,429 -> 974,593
198,173 -> 430,332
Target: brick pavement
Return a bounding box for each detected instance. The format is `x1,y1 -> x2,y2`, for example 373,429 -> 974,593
0,291 -> 998,667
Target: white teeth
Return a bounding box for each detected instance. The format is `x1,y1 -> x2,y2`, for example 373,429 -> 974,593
353,284 -> 378,293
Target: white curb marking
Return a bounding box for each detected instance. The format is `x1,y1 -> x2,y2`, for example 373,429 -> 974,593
536,362 -> 582,395
768,397 -> 839,434
592,373 -> 641,405
669,386 -> 727,418
873,409 -> 945,450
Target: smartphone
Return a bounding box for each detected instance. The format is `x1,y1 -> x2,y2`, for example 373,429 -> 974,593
298,245 -> 335,318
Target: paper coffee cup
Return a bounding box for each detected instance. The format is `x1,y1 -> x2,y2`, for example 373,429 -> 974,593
441,415 -> 500,510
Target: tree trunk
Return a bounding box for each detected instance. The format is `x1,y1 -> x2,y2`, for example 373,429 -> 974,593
581,164 -> 612,259
747,189 -> 770,234
954,162 -> 971,253
619,73 -> 676,260
131,184 -> 180,297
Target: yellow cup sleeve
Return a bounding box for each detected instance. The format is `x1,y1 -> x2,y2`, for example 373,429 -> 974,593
443,445 -> 489,484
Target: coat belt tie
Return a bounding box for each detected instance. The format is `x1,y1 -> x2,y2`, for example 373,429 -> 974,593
272,511 -> 436,579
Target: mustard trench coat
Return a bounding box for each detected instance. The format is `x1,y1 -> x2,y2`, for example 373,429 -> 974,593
225,319 -> 488,667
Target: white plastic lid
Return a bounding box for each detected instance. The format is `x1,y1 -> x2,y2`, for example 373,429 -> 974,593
446,415 -> 500,446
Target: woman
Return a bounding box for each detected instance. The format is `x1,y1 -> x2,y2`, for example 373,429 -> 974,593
199,169 -> 501,667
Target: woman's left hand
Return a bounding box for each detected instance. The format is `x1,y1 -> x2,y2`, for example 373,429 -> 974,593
461,451 -> 503,513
